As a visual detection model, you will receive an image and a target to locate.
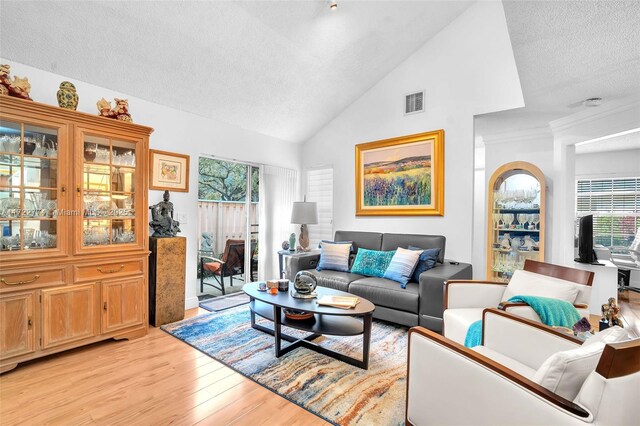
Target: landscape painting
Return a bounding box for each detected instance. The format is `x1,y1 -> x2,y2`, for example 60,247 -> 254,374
355,130 -> 444,216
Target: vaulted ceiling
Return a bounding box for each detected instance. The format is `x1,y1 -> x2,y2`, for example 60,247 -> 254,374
0,0 -> 472,143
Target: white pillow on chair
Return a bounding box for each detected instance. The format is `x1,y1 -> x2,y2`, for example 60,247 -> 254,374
533,326 -> 629,400
502,270 -> 580,303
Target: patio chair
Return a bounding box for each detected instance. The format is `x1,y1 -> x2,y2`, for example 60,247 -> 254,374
200,239 -> 245,294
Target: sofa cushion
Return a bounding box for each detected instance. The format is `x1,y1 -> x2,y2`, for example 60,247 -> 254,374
349,277 -> 419,313
335,230 -> 383,253
351,249 -> 396,277
409,246 -> 440,283
383,247 -> 422,287
533,342 -> 606,400
381,233 -> 446,263
316,241 -> 352,272
308,269 -> 365,292
502,270 -> 580,303
472,346 -> 537,379
443,308 -> 484,345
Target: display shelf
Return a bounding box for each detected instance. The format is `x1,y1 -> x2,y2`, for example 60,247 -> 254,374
487,161 -> 545,281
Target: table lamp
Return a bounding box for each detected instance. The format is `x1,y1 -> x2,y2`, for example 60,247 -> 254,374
290,200 -> 318,251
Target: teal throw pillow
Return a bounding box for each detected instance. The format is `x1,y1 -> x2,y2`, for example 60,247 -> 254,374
316,241 -> 352,272
409,246 -> 441,283
350,249 -> 396,277
383,247 -> 422,288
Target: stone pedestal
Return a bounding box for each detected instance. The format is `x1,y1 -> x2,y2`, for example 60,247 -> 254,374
149,236 -> 186,327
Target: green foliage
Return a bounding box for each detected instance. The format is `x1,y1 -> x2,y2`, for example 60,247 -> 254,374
198,157 -> 259,202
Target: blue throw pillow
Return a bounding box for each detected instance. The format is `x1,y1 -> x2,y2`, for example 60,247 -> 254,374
383,247 -> 422,288
409,246 -> 441,283
350,249 -> 396,277
316,241 -> 352,272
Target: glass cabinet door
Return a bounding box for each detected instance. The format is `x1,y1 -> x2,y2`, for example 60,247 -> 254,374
0,120 -> 61,253
80,132 -> 140,250
487,162 -> 546,282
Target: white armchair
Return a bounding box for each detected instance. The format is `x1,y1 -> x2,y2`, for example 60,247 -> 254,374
406,309 -> 638,425
443,259 -> 594,344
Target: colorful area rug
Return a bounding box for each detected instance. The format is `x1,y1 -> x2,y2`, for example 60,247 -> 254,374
161,305 -> 407,425
198,293 -> 250,312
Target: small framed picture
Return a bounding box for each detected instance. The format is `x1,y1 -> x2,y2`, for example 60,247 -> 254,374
149,149 -> 190,192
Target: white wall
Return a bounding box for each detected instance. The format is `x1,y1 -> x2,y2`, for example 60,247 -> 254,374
301,0 -> 523,271
575,148 -> 640,178
2,59 -> 301,309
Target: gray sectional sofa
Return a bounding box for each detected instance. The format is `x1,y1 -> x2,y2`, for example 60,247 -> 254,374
286,230 -> 472,332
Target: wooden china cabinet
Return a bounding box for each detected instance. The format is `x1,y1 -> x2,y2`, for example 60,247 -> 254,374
0,96 -> 152,373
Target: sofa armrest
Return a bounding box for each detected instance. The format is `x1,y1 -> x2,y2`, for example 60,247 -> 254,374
285,252 -> 321,280
444,280 -> 506,310
406,326 -> 591,426
482,309 -> 582,370
418,261 -> 472,332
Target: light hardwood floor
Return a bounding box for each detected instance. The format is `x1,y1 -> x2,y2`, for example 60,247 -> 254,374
0,307 -> 328,426
2,294 -> 639,426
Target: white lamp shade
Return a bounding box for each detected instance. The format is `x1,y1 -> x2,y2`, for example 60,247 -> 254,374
291,202 -> 318,224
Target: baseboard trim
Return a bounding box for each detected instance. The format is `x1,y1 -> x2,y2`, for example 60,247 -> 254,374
185,296 -> 199,310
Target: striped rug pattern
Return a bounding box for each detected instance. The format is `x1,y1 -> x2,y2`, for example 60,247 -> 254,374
162,305 -> 407,425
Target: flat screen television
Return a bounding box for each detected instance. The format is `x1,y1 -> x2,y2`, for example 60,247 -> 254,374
574,215 -> 601,265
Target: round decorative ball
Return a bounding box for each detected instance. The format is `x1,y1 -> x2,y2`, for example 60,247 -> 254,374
281,240 -> 289,250
294,271 -> 317,295
57,81 -> 79,110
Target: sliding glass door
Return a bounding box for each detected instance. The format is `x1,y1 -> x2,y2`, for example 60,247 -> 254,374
197,156 -> 259,297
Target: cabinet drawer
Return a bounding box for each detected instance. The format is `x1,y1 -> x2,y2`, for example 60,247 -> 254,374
0,266 -> 68,292
74,259 -> 144,282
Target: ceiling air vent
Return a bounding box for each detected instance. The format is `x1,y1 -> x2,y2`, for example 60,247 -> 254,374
405,91 -> 424,115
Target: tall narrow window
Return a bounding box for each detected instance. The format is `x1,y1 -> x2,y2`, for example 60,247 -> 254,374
306,167 -> 333,248
576,177 -> 640,247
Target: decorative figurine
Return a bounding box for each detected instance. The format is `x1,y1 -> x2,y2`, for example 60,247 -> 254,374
200,232 -> 214,251
96,97 -> 132,122
112,98 -> 132,122
292,271 -> 318,299
97,98 -> 113,117
288,233 -> 296,252
0,65 -> 9,96
600,297 -> 623,331
281,240 -> 289,250
149,190 -> 181,237
0,64 -> 33,100
57,81 -> 79,110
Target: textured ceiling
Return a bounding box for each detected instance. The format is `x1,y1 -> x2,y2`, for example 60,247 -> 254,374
476,0 -> 640,136
0,0 -> 472,143
575,130 -> 640,154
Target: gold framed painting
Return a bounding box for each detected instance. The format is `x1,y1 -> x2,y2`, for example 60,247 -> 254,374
355,130 -> 444,216
149,149 -> 190,192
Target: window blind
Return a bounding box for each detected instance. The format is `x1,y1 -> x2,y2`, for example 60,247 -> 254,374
306,167 -> 333,249
576,177 -> 640,247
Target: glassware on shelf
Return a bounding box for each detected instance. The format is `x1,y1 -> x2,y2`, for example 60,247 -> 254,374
531,213 -> 540,230
517,213 -> 528,229
1,135 -> 20,153
493,213 -> 502,229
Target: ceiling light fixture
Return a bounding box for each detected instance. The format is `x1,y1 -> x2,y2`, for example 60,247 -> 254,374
329,1 -> 338,11
582,97 -> 602,107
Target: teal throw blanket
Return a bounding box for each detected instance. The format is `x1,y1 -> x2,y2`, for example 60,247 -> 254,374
464,296 -> 581,348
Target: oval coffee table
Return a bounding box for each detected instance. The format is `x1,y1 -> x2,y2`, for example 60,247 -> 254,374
243,282 -> 376,369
